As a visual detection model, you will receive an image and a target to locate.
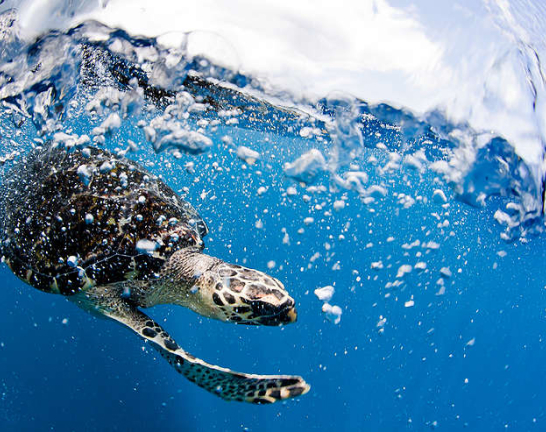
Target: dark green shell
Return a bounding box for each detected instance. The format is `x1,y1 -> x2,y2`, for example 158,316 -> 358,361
1,145 -> 208,295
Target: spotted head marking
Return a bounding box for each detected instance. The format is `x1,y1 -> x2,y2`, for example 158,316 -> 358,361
161,248 -> 297,326
210,262 -> 296,325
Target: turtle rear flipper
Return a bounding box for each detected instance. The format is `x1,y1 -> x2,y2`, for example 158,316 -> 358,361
71,286 -> 310,404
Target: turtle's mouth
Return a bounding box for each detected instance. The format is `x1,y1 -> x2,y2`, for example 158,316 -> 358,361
237,297 -> 297,326
255,305 -> 297,326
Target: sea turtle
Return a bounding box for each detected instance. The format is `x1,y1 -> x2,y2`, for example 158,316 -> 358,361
0,144 -> 309,404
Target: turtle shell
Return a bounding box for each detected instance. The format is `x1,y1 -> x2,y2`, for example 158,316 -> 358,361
0,144 -> 208,295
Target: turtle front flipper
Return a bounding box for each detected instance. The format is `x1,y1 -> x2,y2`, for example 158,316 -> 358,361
70,287 -> 310,404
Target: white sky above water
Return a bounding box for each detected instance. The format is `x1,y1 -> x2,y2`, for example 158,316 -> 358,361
9,0 -> 546,168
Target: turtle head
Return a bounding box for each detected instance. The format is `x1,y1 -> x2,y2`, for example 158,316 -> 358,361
165,249 -> 297,326
203,261 -> 297,326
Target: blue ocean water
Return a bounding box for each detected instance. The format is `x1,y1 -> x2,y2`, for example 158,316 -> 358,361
0,8 -> 546,432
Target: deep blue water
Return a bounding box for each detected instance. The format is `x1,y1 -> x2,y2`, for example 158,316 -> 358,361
1,13 -> 546,432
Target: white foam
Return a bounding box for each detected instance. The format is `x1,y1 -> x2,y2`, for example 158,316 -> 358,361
314,285 -> 334,302
136,239 -> 159,255
283,149 -> 326,184
396,264 -> 412,278
236,146 -> 260,164
414,262 -> 427,271
303,217 -> 314,226
322,303 -> 342,325
440,267 -> 452,278
432,189 -> 448,204
404,299 -> 415,308
12,0 -> 546,169
371,261 -> 384,270
154,129 -> 212,154
76,164 -> 92,186
286,187 -> 298,196
333,200 -> 345,211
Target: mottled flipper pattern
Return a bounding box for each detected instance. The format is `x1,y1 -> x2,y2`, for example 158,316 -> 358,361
76,287 -> 310,404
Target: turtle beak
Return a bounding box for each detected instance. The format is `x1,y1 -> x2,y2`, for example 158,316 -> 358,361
281,307 -> 298,324
252,296 -> 297,326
